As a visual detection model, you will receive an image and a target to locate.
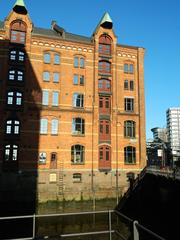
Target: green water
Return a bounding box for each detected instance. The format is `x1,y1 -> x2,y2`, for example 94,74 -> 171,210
36,199 -> 131,240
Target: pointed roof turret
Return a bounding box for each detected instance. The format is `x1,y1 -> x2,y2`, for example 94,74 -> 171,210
13,0 -> 27,15
99,12 -> 113,29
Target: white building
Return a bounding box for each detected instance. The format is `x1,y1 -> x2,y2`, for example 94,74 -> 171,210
151,127 -> 167,142
166,108 -> 180,164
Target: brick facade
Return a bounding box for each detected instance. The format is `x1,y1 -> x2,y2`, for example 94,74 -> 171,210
0,2 -> 146,202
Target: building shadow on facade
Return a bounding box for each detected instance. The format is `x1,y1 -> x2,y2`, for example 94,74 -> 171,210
0,36 -> 40,238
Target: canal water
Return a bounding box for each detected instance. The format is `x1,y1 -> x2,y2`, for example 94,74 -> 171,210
36,199 -> 131,240
0,198 -> 131,240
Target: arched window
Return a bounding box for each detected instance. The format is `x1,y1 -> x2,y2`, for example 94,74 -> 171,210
40,119 -> 48,134
124,63 -> 134,74
98,79 -> 111,92
6,119 -> 20,135
72,118 -> 85,134
7,91 -> 23,106
73,93 -> 84,108
8,69 -> 24,82
4,144 -> 18,161
71,145 -> 84,164
74,56 -> 85,68
54,53 -> 60,64
99,120 -> 111,141
99,34 -> 112,55
99,60 -> 111,74
10,20 -> 26,44
51,119 -> 59,135
124,146 -> 136,164
9,49 -> 25,62
99,145 -> 111,170
124,121 -> 135,138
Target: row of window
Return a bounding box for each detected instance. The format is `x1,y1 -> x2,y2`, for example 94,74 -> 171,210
6,72 -> 134,94
4,144 -> 136,165
6,90 -> 134,112
42,72 -> 85,85
9,49 -> 134,76
4,118 -> 136,138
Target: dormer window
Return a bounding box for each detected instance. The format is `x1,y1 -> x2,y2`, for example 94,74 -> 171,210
10,20 -> 26,44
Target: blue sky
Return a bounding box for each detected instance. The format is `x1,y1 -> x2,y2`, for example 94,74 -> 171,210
1,0 -> 180,139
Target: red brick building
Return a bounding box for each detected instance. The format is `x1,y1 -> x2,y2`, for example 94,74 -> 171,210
0,0 -> 146,202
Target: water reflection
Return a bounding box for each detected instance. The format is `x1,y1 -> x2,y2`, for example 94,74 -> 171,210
36,200 -> 131,240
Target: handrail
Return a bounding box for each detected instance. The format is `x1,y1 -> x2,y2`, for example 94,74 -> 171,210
135,222 -> 166,240
0,209 -> 166,240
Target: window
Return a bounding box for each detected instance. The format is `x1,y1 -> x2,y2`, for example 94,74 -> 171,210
124,64 -> 129,73
124,80 -> 129,90
53,72 -> 59,83
98,79 -> 111,92
10,49 -> 25,62
54,54 -> 60,64
124,98 -> 134,112
73,75 -> 85,85
99,34 -> 111,55
6,119 -> 20,135
80,75 -> 84,85
124,63 -> 134,74
99,60 -> 111,74
51,119 -> 58,135
51,152 -> 57,161
124,146 -> 136,164
98,145 -> 111,170
73,93 -> 84,108
43,71 -> 50,81
7,91 -> 22,106
124,80 -> 134,90
5,144 -> 18,161
73,173 -> 82,183
73,74 -> 78,85
129,64 -> 134,74
42,90 -> 49,106
80,58 -> 85,68
130,80 -> 134,90
124,121 -> 135,138
39,152 -> 47,164
10,20 -> 26,44
74,56 -> 85,68
99,120 -> 110,141
8,69 -> 24,82
50,152 -> 57,169
71,145 -> 84,164
40,119 -> 48,134
99,146 -> 111,161
72,118 -> 85,134
99,96 -> 111,114
52,91 -> 59,106
44,53 -> 50,63
74,57 -> 79,67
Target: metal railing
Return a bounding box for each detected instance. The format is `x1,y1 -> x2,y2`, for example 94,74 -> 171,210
0,210 -> 166,240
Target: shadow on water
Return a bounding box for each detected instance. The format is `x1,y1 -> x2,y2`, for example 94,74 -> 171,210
0,33 -> 40,238
117,173 -> 180,240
